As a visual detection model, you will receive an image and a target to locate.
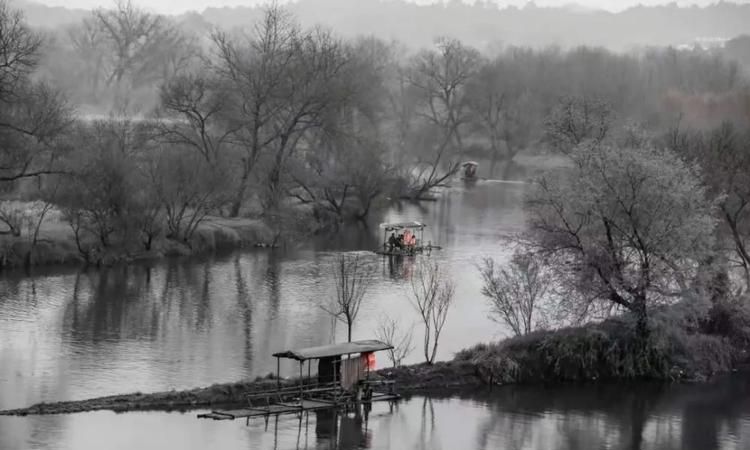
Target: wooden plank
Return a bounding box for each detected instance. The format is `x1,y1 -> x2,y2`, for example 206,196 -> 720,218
198,390 -> 402,420
196,412 -> 234,420
300,400 -> 335,409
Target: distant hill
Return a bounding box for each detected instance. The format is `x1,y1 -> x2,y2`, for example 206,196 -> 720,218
9,0 -> 88,29
11,0 -> 750,51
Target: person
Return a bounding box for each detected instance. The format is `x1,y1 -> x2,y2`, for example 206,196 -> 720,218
403,229 -> 412,249
387,232 -> 398,251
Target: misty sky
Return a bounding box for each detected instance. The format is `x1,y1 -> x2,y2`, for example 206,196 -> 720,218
28,0 -> 750,15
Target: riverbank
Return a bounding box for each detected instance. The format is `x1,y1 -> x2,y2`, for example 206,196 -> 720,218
0,215 -> 276,269
3,300 -> 749,417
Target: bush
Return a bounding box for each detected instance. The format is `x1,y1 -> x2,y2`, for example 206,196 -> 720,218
457,305 -> 743,385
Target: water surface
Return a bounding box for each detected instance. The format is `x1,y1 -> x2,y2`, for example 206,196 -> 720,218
0,174 -> 525,411
1,378 -> 748,450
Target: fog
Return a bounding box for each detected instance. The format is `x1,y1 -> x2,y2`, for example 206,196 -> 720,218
23,0 -> 750,15
2,0 -> 750,448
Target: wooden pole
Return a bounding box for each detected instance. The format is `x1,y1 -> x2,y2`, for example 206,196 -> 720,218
299,361 -> 303,403
276,357 -> 280,390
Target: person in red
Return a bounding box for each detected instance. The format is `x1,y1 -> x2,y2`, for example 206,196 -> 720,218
402,229 -> 411,249
362,352 -> 376,371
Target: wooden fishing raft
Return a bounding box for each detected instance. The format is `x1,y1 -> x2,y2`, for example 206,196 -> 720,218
197,340 -> 400,421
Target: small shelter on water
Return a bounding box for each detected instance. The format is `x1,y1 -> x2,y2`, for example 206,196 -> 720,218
462,161 -> 479,180
377,221 -> 439,256
198,340 -> 399,422
272,340 -> 392,390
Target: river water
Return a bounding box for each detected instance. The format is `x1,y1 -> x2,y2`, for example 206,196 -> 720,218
1,161 -> 749,449
1,379 -> 748,449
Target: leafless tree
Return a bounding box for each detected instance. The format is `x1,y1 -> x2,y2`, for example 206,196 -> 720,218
67,17 -> 106,95
0,1 -> 71,185
410,260 -> 455,364
323,253 -> 375,342
0,0 -> 40,101
544,96 -> 612,153
478,251 -> 551,336
145,144 -> 228,244
466,56 -> 534,175
666,122 -> 750,295
407,37 -> 480,197
212,6 -> 355,217
525,141 -> 717,337
375,314 -> 415,367
158,73 -> 237,166
91,0 -> 189,88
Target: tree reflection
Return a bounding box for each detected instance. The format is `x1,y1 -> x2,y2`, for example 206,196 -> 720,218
464,379 -> 750,450
413,397 -> 438,450
234,254 -> 254,374
308,405 -> 372,450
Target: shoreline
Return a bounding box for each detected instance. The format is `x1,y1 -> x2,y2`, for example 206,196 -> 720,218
0,361 -> 482,416
2,357 -> 746,417
0,216 -> 277,270
3,301 -> 750,417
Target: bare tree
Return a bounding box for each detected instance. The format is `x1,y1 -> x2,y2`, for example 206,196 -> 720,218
0,0 -> 40,101
67,17 -> 106,96
210,6 -> 357,217
0,1 -> 71,185
146,144 -> 227,244
410,260 -> 455,364
92,0 -> 188,89
544,96 -> 612,153
466,56 -> 534,175
323,253 -> 374,342
666,122 -> 750,294
478,251 -> 551,336
407,37 -> 480,197
375,315 -> 415,367
158,73 -> 237,166
525,141 -> 717,338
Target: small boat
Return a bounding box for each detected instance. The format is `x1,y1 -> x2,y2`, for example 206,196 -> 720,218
462,161 -> 479,182
375,221 -> 441,256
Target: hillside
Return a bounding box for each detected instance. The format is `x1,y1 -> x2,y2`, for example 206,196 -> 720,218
10,0 -> 750,50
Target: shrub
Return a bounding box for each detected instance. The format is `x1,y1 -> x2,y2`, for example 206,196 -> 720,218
457,305 -> 741,385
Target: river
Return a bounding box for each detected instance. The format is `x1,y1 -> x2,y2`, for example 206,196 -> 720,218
1,379 -> 748,449
1,160 -> 748,449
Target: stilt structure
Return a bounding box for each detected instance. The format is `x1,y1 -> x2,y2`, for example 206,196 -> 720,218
197,340 -> 399,422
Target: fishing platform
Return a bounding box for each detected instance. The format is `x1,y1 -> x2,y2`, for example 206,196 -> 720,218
197,340 -> 400,422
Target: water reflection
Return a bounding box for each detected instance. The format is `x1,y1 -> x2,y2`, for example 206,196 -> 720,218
1,181 -> 527,411
1,375 -> 748,450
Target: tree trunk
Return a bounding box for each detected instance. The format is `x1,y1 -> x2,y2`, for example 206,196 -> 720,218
633,296 -> 649,341
230,171 -> 251,218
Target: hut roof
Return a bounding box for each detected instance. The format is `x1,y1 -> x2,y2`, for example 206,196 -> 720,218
272,340 -> 392,361
379,221 -> 425,230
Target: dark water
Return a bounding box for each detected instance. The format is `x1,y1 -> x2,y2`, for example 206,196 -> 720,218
1,160 -> 747,449
1,378 -> 748,450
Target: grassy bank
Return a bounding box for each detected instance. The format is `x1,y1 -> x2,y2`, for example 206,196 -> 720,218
457,299 -> 750,385
0,214 -> 276,269
2,301 -> 748,417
